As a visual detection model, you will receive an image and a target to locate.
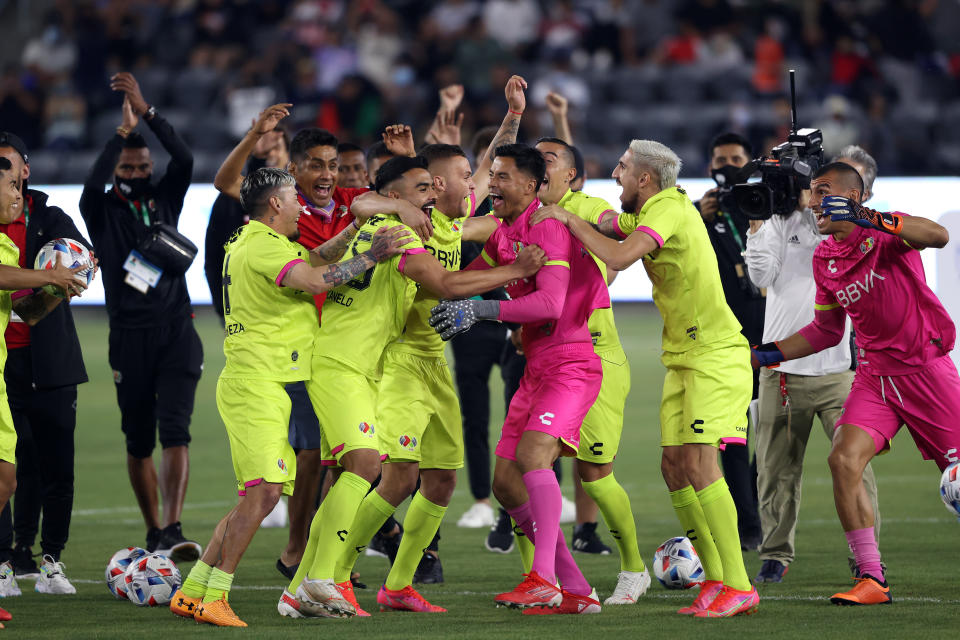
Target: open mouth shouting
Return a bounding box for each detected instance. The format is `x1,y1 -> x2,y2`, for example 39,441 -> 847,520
490,191 -> 505,210
312,182 -> 333,202
421,198 -> 437,215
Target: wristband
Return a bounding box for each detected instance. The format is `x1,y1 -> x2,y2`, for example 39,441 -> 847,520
351,218 -> 362,231
144,105 -> 157,120
751,341 -> 785,368
116,126 -> 130,137
509,109 -> 523,116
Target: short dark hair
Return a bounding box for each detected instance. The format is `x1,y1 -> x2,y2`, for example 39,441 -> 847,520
536,137 -> 576,172
240,167 -> 296,217
375,156 -> 429,194
709,132 -> 752,158
289,128 -> 338,163
365,141 -> 392,164
338,142 -> 364,155
420,143 -> 467,167
493,144 -> 546,190
123,132 -> 148,150
471,125 -> 499,162
813,161 -> 865,194
571,145 -> 585,182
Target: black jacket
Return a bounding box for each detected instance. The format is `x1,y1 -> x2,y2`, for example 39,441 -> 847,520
79,114 -> 194,329
5,188 -> 90,389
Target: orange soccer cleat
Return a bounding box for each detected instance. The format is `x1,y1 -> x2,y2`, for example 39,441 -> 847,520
169,589 -> 202,619
194,598 -> 248,627
830,576 -> 892,606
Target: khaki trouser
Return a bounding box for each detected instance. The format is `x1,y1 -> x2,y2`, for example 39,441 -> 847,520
756,368 -> 880,564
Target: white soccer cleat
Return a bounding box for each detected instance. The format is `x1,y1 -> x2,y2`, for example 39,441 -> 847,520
457,502 -> 496,528
35,555 -> 76,595
559,496 -> 577,524
603,569 -> 651,605
0,562 -> 21,597
296,578 -> 355,617
278,589 -> 305,618
261,498 -> 288,528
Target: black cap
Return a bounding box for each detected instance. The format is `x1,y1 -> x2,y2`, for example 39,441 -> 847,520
0,132 -> 28,165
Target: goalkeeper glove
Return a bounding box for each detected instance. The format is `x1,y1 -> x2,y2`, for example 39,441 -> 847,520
751,342 -> 784,369
821,195 -> 903,235
429,299 -> 500,341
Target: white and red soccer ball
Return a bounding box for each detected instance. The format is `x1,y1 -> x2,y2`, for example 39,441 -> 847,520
105,547 -> 148,599
34,237 -> 95,298
653,536 -> 704,589
123,554 -> 181,606
940,461 -> 960,518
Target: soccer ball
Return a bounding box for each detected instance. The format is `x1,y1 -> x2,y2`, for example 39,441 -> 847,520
33,238 -> 95,298
940,461 -> 960,518
124,554 -> 181,606
652,536 -> 704,589
105,547 -> 149,599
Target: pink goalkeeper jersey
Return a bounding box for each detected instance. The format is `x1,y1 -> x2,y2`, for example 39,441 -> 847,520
478,198 -> 610,358
802,224 -> 955,375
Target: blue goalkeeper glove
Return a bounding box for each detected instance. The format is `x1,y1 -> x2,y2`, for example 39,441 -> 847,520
821,195 -> 903,235
429,299 -> 501,341
751,342 -> 784,369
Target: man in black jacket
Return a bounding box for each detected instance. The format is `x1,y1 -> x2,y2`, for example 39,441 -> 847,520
0,133 -> 93,594
79,73 -> 201,561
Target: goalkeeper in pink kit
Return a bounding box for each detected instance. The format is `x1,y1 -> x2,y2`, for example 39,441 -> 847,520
752,162 -> 957,606
430,144 -> 609,614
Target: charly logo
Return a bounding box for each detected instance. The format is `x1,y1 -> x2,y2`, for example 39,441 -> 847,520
398,435 -> 418,451
859,236 -> 875,254
451,220 -> 462,233
512,240 -> 524,256
359,422 -> 375,436
278,458 -> 288,475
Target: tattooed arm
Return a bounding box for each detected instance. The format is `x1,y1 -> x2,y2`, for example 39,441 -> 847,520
473,75 -> 527,202
283,225 -> 413,294
12,291 -> 64,326
309,219 -> 362,266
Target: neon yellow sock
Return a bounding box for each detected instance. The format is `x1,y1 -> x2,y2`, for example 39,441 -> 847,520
384,492 -> 446,591
513,519 -> 534,574
180,560 -> 212,599
308,471 -> 371,580
669,485 -> 723,582
697,478 -> 750,591
583,474 -> 646,572
202,567 -> 234,603
334,490 -> 396,583
287,501 -> 324,594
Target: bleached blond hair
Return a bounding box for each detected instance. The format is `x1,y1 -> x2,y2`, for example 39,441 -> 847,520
628,139 -> 681,191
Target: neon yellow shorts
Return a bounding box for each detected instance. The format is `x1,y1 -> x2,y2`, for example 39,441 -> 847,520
577,347 -> 630,464
307,355 -> 381,466
659,335 -> 752,448
378,349 -> 463,469
216,377 -> 296,496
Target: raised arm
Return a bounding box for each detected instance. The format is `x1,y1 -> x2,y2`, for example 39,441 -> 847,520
79,98 -> 134,229
545,91 -> 572,145
473,76 -> 527,201
822,196 -> 950,250
214,104 -> 291,201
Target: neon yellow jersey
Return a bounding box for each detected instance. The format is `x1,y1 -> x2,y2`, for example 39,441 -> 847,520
313,214 -> 425,378
220,221 -> 317,381
558,189 -> 622,354
390,201 -> 471,358
0,234 -> 19,369
618,187 -> 742,352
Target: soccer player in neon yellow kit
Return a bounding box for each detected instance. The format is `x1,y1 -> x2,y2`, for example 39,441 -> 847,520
534,140 -> 759,618
167,168 -> 411,627
281,156 -> 546,618
531,137 -> 651,604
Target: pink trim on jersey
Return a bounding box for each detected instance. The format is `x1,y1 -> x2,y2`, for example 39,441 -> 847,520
637,225 -> 664,247
600,211 -> 628,238
237,477 -> 265,496
467,191 -> 478,217
718,436 -> 747,451
321,459 -> 338,467
276,258 -> 306,287
10,289 -> 31,301
398,247 -> 428,273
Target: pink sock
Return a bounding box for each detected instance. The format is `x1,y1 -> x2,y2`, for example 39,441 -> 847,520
555,529 -> 591,596
506,503 -> 536,542
522,469 -> 562,583
845,527 -> 884,582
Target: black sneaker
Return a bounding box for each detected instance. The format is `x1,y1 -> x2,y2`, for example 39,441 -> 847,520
276,558 -> 298,580
367,519 -> 402,564
351,572 -> 367,590
156,522 -> 201,563
10,546 -> 39,578
413,552 -> 444,584
754,559 -> 789,583
484,508 -> 514,554
571,522 -> 611,555
146,527 -> 162,553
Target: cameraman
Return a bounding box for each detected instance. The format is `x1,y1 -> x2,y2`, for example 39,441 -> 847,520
743,150 -> 880,583
695,132 -> 763,551
79,73 -> 202,561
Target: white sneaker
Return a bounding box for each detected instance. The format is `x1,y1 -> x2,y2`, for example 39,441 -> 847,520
35,555 -> 76,595
457,502 -> 495,528
0,562 -> 20,597
559,496 -> 577,524
603,569 -> 651,605
261,498 -> 288,528
296,579 -> 355,617
278,589 -> 304,617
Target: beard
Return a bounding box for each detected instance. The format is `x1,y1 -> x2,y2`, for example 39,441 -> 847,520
286,229 -> 301,242
620,191 -> 639,214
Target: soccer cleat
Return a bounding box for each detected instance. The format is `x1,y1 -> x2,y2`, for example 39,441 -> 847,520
170,589 -> 202,618
572,522 -> 612,555
494,571 -> 563,609
145,527 -> 162,553
35,555 -> 76,594
457,502 -> 496,528
485,508 -> 515,554
604,569 -> 651,605
755,559 -> 789,583
337,580 -> 370,616
413,552 -> 444,585
156,522 -> 201,564
377,584 -> 446,612
297,578 -> 356,617
195,597 -> 248,627
830,575 -> 892,606
695,585 -> 760,618
0,605 -> 9,621
278,589 -> 305,618
10,547 -> 38,578
677,579 -> 723,615
559,496 -> 576,524
523,588 -> 601,615
0,562 -> 21,597
276,559 -> 298,581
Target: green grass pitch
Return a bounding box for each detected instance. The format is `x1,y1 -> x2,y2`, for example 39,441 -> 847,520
6,303 -> 958,638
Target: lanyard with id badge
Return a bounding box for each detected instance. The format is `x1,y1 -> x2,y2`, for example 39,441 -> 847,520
121,198 -> 163,293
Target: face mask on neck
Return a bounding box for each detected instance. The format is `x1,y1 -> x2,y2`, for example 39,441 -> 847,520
115,176 -> 151,200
